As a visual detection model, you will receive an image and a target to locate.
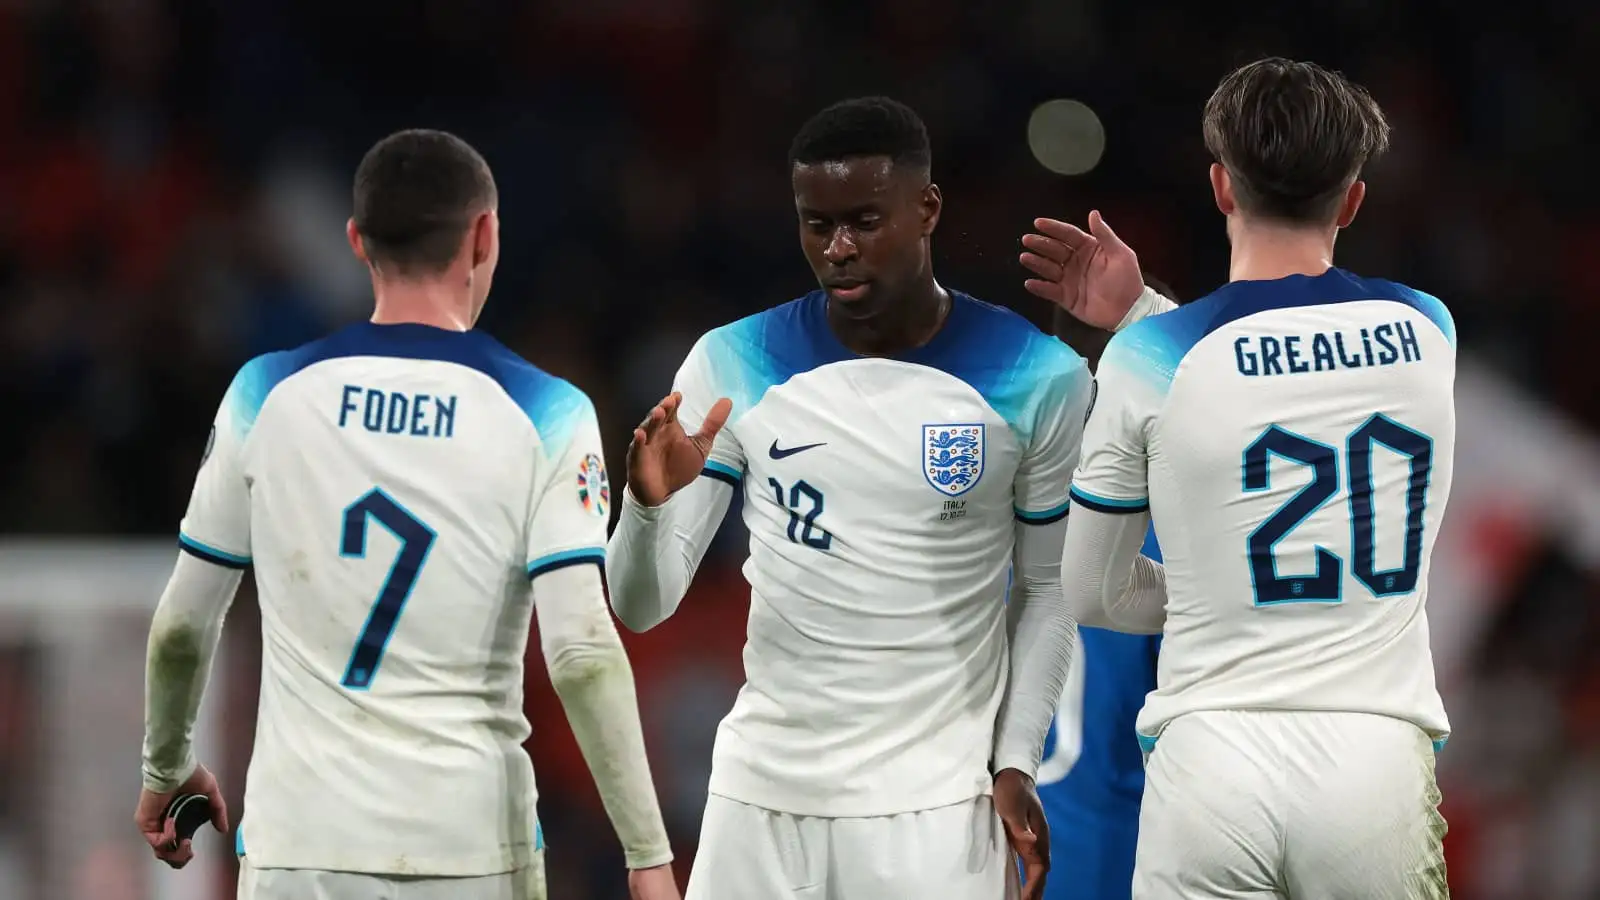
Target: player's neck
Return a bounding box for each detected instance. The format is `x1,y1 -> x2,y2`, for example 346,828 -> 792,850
370,278 -> 476,332
1226,218 -> 1337,283
828,280 -> 950,357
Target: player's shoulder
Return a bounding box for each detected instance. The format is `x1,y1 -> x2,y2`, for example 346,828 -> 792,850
451,331 -> 596,447
955,292 -> 1083,362
1101,295 -> 1214,388
682,292 -> 850,408
1348,273 -> 1455,347
691,291 -> 826,365
927,292 -> 1090,444
221,335 -> 343,435
942,291 -> 1089,391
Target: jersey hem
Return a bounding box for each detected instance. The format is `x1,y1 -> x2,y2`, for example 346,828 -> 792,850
234,845 -> 534,877
706,769 -> 992,818
1136,706 -> 1451,753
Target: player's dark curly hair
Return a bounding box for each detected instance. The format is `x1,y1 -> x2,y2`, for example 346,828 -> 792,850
352,129 -> 498,276
1203,57 -> 1389,226
788,96 -> 932,173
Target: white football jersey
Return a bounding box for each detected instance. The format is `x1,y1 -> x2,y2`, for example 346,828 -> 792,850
1071,269 -> 1455,751
671,291 -> 1092,817
178,321 -> 612,875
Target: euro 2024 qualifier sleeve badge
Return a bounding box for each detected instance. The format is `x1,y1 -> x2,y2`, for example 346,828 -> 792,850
577,452 -> 610,517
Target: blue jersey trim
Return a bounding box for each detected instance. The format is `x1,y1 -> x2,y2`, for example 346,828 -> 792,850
701,460 -> 742,486
235,827 -> 245,858
1105,268 -> 1454,395
226,322 -> 591,450
1016,500 -> 1071,525
1196,268 -> 1451,338
527,547 -> 606,579
703,292 -> 1087,449
1069,487 -> 1150,515
177,533 -> 252,569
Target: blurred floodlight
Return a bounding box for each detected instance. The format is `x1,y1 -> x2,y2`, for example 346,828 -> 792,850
1027,99 -> 1106,176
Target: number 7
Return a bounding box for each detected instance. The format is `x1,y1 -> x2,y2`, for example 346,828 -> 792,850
340,488 -> 436,689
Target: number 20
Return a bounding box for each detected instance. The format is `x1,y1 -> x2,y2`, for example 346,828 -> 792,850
1244,414 -> 1432,606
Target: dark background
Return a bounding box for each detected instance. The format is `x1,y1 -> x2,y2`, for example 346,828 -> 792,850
0,1 -> 1596,897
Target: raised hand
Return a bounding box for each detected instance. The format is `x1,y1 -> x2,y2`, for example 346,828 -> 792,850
625,392 -> 733,507
994,768 -> 1051,900
1020,210 -> 1146,331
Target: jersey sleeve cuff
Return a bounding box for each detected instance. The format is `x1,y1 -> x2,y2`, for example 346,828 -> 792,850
1068,486 -> 1150,515
141,756 -> 199,794
1014,500 -> 1071,526
624,844 -> 675,870
700,459 -> 742,487
527,546 -> 607,579
1114,284 -> 1179,332
177,533 -> 251,569
992,754 -> 1039,781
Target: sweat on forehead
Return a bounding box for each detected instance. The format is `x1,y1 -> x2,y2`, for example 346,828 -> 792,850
792,157 -> 924,198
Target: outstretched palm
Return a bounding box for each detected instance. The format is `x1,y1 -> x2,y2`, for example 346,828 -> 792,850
626,392 -> 732,507
1020,210 -> 1146,331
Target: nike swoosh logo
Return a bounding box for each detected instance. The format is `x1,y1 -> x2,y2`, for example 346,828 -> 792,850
768,440 -> 827,460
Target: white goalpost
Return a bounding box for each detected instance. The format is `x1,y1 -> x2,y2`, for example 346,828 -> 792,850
0,539 -> 228,900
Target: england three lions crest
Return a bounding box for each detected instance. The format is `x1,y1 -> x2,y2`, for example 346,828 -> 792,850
923,424 -> 985,497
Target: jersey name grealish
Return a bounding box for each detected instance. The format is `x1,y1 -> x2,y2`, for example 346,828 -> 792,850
177,322 -> 609,875
1070,269 -> 1456,751
671,291 -> 1093,816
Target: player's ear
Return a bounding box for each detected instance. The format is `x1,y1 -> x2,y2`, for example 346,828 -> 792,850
1335,180 -> 1365,229
347,219 -> 370,265
920,182 -> 942,237
470,210 -> 497,268
1209,163 -> 1236,217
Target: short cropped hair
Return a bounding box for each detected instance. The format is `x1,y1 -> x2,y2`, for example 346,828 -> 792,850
1202,58 -> 1390,225
788,96 -> 932,172
352,129 -> 498,275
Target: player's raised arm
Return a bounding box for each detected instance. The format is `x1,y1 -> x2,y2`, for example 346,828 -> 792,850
525,388 -> 677,883
138,370 -> 255,867
605,339 -> 738,632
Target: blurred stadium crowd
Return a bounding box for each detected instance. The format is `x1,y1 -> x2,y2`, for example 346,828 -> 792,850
0,0 -> 1596,898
